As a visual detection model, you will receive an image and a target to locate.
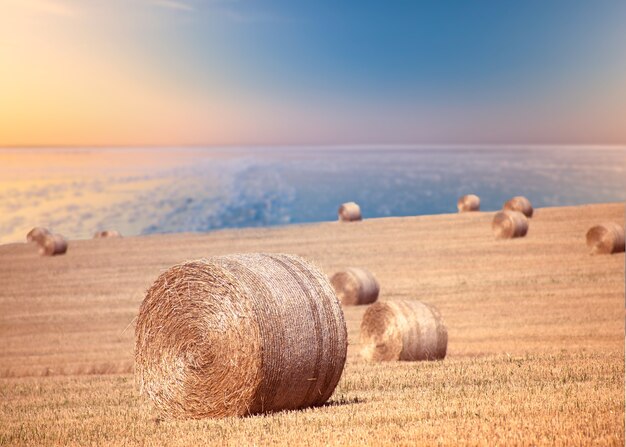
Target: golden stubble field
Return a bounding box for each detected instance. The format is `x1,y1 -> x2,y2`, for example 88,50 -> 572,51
0,203 -> 624,446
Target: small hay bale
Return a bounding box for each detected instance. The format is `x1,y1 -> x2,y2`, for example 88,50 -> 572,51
457,194 -> 480,212
586,222 -> 625,255
26,227 -> 50,244
338,202 -> 362,222
93,230 -> 122,239
492,210 -> 529,239
135,253 -> 348,419
503,196 -> 533,217
330,267 -> 379,305
39,234 -> 68,256
360,300 -> 447,362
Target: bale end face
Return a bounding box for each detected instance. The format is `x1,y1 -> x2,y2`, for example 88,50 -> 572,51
457,194 -> 480,213
360,300 -> 447,362
39,234 -> 68,256
503,196 -> 533,218
330,268 -> 379,305
586,223 -> 625,255
492,210 -> 529,239
26,227 -> 51,244
135,253 -> 348,419
338,202 -> 362,222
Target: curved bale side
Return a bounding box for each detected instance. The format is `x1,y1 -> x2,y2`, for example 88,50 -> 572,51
360,300 -> 448,362
503,196 -> 534,218
492,210 -> 529,239
586,222 -> 625,255
330,267 -> 380,305
39,234 -> 68,256
135,253 -> 348,419
26,227 -> 51,244
94,230 -> 122,239
338,202 -> 362,222
457,194 -> 480,212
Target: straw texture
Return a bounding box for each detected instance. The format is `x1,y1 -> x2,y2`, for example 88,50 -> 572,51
338,202 -> 362,222
94,230 -> 122,238
457,194 -> 480,212
26,227 -> 50,244
503,196 -> 534,217
135,253 -> 348,419
586,222 -> 625,255
39,234 -> 68,256
360,300 -> 448,362
492,210 -> 529,239
330,267 -> 379,305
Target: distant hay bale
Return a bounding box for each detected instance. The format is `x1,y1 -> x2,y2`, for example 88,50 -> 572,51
492,210 -> 529,239
457,194 -> 480,212
360,300 -> 448,362
26,227 -> 50,244
586,222 -> 625,255
330,267 -> 380,305
135,253 -> 348,419
39,234 -> 68,256
93,230 -> 122,239
338,202 -> 362,222
503,196 -> 533,217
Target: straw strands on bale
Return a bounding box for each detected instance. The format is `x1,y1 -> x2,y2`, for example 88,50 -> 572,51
135,253 -> 348,419
39,234 -> 68,256
492,210 -> 529,239
330,267 -> 380,305
338,202 -> 362,222
93,230 -> 122,239
360,300 -> 448,362
586,222 -> 625,255
503,196 -> 534,217
26,227 -> 50,244
457,194 -> 480,212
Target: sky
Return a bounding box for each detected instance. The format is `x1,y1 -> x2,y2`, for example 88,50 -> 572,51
0,0 -> 625,146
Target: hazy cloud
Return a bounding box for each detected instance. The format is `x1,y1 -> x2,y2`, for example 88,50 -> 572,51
151,0 -> 194,12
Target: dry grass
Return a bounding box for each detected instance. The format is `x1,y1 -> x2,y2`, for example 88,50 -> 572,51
0,203 -> 624,445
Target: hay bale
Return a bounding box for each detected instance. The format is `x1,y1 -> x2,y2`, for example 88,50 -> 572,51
360,300 -> 447,362
492,210 -> 529,239
330,267 -> 379,305
457,194 -> 480,212
39,234 -> 68,256
338,202 -> 362,222
93,230 -> 122,239
503,196 -> 533,217
26,227 -> 50,244
135,253 -> 348,419
586,222 -> 625,255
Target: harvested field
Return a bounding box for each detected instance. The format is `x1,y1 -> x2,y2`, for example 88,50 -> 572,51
0,203 -> 624,445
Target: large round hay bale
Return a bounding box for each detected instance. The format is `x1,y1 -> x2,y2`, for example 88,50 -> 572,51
330,267 -> 379,305
360,300 -> 447,362
39,234 -> 68,256
503,196 -> 533,217
93,230 -> 122,239
26,227 -> 50,244
586,222 -> 625,255
338,202 -> 362,222
135,253 -> 348,419
492,210 -> 529,239
457,194 -> 480,212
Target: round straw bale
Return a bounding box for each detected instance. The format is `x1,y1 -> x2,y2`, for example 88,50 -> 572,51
93,230 -> 122,238
338,202 -> 362,222
503,196 -> 533,217
360,300 -> 447,362
26,227 -> 50,244
586,222 -> 625,255
492,210 -> 529,239
135,253 -> 348,419
39,234 -> 68,256
330,267 -> 379,305
457,194 -> 480,212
